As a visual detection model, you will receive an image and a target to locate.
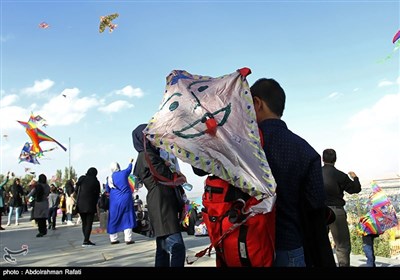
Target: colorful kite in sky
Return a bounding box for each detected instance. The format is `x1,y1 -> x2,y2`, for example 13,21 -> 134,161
378,30 -> 400,62
357,182 -> 398,236
19,142 -> 40,164
38,22 -> 49,29
99,13 -> 119,33
392,30 -> 400,44
143,68 -> 276,213
17,114 -> 67,164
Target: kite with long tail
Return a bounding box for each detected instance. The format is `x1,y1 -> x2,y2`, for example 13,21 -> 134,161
378,30 -> 400,63
17,114 -> 66,163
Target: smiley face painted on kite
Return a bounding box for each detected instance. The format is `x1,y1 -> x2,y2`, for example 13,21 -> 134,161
144,68 -> 276,201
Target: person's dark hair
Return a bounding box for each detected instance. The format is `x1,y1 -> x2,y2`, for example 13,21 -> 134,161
250,78 -> 286,117
38,174 -> 47,184
323,149 -> 336,164
86,167 -> 98,176
35,174 -> 47,202
65,179 -> 75,196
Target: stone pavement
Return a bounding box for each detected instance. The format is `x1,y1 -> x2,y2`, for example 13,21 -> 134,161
0,212 -> 214,269
0,212 -> 399,271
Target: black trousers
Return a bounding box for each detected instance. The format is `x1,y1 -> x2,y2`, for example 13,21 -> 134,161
48,208 -> 57,229
36,218 -> 47,235
79,212 -> 95,243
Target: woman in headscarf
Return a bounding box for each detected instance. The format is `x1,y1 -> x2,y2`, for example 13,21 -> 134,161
132,123 -> 186,267
7,178 -> 24,226
75,167 -> 101,247
106,159 -> 137,245
64,179 -> 76,225
28,174 -> 50,237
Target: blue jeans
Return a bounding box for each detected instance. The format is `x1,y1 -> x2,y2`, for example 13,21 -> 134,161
362,235 -> 376,267
7,206 -> 21,224
155,232 -> 186,267
274,246 -> 306,267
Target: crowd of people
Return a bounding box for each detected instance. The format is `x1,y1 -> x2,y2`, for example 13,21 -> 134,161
0,75 -> 393,268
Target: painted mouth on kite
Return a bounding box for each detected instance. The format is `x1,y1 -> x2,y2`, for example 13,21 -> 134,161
173,103 -> 231,139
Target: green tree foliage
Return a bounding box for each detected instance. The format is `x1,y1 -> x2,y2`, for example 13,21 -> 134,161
61,166 -> 77,183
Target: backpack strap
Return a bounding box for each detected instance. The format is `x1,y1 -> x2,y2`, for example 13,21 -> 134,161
186,198 -> 258,265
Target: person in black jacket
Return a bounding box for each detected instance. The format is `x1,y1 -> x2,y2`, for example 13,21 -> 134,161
7,178 -> 24,226
132,123 -> 186,267
322,148 -> 362,267
75,167 -> 101,247
251,78 -> 336,267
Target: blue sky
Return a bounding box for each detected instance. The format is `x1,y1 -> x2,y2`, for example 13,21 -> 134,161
1,0 -> 399,199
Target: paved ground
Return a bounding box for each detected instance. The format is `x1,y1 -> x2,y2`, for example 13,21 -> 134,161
1,211 -> 399,276
0,212 -> 214,269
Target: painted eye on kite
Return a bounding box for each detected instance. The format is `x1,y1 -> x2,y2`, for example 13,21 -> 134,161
198,85 -> 208,92
169,101 -> 179,111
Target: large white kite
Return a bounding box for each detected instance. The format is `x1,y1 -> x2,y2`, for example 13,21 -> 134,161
143,68 -> 276,210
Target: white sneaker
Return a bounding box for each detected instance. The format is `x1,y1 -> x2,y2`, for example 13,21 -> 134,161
67,221 -> 74,225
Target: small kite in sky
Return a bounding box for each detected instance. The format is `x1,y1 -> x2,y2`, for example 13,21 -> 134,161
99,13 -> 119,33
3,134 -> 8,141
392,30 -> 400,44
38,22 -> 50,29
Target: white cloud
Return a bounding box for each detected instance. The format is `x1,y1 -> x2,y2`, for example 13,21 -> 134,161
115,85 -> 144,98
0,106 -> 31,130
40,88 -> 100,126
0,94 -> 19,107
346,94 -> 399,128
339,93 -> 400,182
22,79 -> 55,94
98,100 -> 134,113
327,92 -> 342,99
378,79 -> 394,87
